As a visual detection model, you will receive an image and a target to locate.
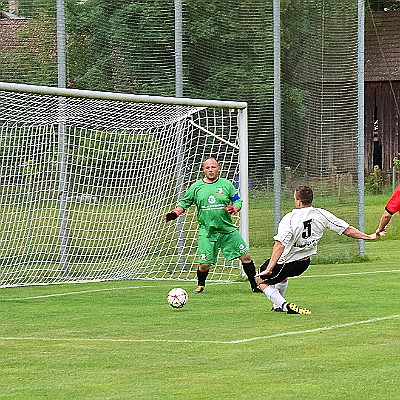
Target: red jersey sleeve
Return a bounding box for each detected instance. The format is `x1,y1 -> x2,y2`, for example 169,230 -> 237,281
385,185 -> 400,215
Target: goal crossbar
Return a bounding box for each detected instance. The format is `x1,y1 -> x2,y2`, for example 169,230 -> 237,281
0,82 -> 247,109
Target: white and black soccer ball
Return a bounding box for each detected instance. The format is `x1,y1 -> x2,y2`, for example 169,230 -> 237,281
167,287 -> 188,308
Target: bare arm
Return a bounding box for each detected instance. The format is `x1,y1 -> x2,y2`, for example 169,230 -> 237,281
376,210 -> 392,234
255,240 -> 285,277
343,226 -> 384,240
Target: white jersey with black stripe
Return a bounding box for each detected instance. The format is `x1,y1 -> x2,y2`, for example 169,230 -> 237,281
273,207 -> 349,264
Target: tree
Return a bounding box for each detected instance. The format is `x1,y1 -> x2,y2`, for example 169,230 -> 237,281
66,0 -> 175,95
0,0 -> 57,86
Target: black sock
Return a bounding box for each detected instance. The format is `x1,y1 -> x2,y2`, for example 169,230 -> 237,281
242,261 -> 258,289
197,268 -> 209,286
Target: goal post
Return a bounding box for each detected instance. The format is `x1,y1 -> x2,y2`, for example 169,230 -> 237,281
0,82 -> 248,287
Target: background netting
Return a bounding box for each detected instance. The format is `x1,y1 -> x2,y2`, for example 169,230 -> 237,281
0,89 -> 245,286
0,0 -> 362,285
279,0 -> 359,260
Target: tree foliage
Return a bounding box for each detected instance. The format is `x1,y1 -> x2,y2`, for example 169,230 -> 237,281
66,0 -> 175,94
0,0 -> 57,85
1,0 -> 391,188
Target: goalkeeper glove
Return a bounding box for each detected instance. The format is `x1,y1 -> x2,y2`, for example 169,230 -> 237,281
225,205 -> 240,215
165,209 -> 182,222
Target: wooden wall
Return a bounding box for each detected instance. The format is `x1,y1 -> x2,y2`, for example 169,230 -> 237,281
364,81 -> 400,180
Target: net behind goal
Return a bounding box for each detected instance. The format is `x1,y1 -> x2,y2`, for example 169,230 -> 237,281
0,82 -> 248,288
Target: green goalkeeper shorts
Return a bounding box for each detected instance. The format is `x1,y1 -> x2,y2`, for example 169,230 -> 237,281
197,229 -> 249,265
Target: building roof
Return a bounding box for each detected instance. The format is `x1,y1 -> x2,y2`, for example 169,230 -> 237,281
365,10 -> 400,81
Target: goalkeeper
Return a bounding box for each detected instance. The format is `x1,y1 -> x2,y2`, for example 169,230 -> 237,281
164,157 -> 260,294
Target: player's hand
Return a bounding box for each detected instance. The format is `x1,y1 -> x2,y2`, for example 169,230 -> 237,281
226,205 -> 240,215
164,211 -> 178,222
255,269 -> 272,278
373,229 -> 386,239
255,276 -> 264,285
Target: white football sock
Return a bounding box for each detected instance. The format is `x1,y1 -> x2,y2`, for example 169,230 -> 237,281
273,281 -> 288,309
263,285 -> 286,308
275,281 -> 288,296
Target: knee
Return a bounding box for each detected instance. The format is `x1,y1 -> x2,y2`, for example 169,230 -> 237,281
240,253 -> 252,264
199,264 -> 210,272
255,276 -> 264,286
258,282 -> 267,291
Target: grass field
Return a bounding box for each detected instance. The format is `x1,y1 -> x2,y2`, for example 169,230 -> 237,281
0,193 -> 399,399
0,239 -> 399,399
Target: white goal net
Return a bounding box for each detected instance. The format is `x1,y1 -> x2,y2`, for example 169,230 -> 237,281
0,82 -> 248,287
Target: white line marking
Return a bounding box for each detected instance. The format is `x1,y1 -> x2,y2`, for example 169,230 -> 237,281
0,314 -> 398,345
0,285 -> 157,301
228,314 -> 400,344
298,269 -> 400,279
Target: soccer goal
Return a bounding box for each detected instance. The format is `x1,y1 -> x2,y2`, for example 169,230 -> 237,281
0,82 -> 248,287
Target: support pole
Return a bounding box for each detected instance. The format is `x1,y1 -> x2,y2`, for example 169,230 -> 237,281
273,0 -> 282,233
57,0 -> 69,272
175,0 -> 185,269
174,0 -> 183,98
357,0 -> 365,256
238,108 -> 249,249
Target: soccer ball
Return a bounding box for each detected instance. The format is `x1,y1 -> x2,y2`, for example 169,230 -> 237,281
167,287 -> 188,308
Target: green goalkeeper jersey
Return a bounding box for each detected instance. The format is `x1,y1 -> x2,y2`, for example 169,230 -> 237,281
177,177 -> 243,238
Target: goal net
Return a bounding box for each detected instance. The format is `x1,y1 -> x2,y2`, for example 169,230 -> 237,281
0,82 -> 248,288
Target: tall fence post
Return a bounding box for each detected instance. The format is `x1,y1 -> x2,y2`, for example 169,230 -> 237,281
57,0 -> 69,272
273,0 -> 281,233
357,0 -> 365,256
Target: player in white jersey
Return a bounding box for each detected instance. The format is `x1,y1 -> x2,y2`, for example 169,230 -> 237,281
255,186 -> 384,315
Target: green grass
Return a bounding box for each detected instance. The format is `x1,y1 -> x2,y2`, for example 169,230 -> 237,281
0,238 -> 399,399
0,192 -> 399,398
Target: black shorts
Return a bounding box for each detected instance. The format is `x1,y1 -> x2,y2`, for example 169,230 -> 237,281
259,257 -> 310,285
